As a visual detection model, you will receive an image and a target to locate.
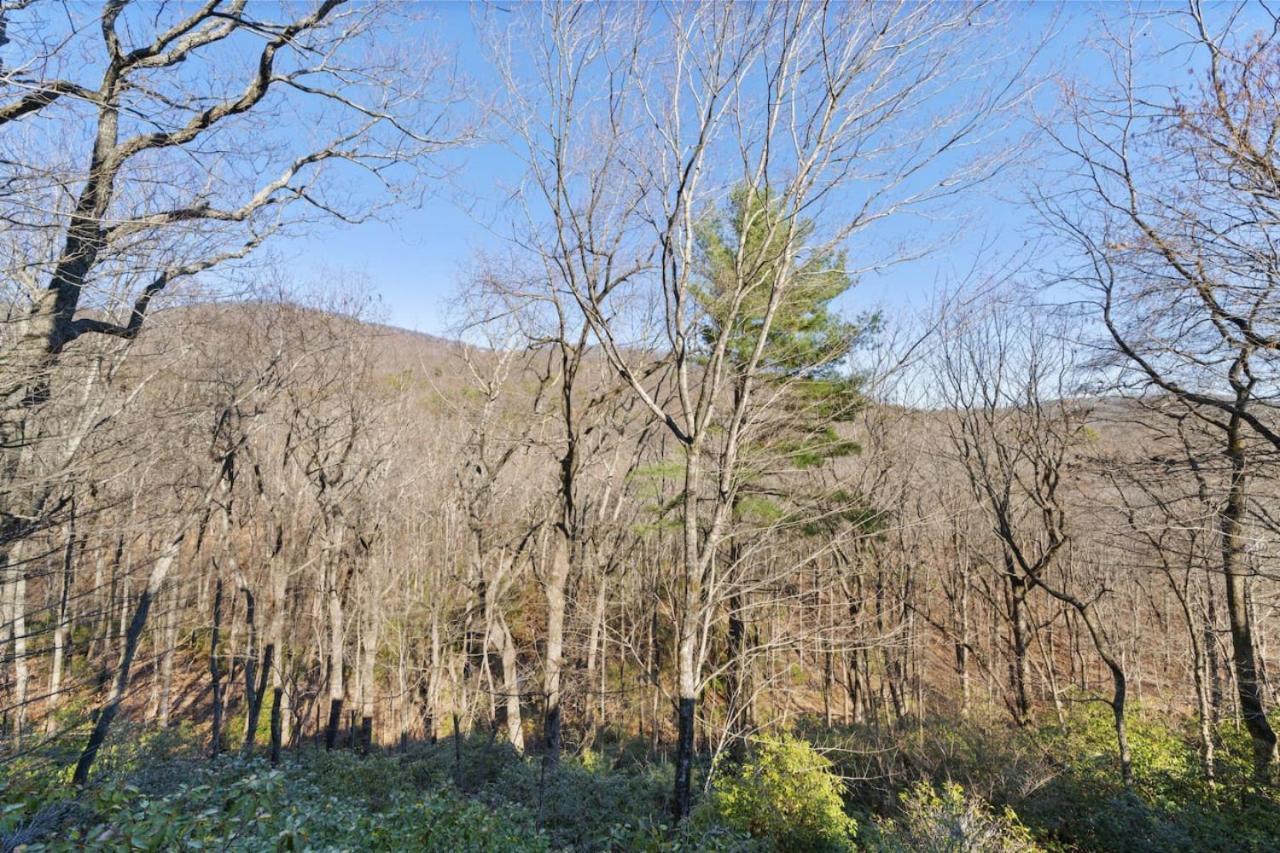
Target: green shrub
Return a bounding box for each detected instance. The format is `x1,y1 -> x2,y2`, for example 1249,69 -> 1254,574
605,819 -> 761,852
1019,705 -> 1280,852
867,781 -> 1038,853
701,734 -> 856,852
46,753 -> 549,852
474,750 -> 671,849
16,708 -> 1279,853
801,714 -> 1056,812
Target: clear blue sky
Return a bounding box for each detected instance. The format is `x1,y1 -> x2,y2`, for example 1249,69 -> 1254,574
276,2 -> 1244,337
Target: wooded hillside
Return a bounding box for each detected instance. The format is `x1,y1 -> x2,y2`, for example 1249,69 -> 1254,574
3,2 -> 1280,850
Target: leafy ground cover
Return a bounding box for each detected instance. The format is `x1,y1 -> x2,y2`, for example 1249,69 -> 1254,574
4,708 -> 1278,851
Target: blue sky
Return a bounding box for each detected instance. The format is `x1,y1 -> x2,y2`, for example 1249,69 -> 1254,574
275,2 -> 1239,337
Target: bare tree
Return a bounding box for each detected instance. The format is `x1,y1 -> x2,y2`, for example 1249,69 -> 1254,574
1039,1 -> 1280,779
500,1 -> 1035,819
935,296 -> 1136,785
0,0 -> 465,570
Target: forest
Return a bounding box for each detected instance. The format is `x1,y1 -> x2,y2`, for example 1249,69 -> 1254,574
2,1 -> 1280,851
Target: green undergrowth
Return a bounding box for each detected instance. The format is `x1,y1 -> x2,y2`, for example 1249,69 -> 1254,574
4,709 -> 1279,851
808,703 -> 1280,852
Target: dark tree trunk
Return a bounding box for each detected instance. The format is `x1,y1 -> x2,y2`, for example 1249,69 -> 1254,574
672,696 -> 695,821
210,578 -> 225,757
1106,660 -> 1133,787
244,643 -> 273,754
452,710 -> 463,786
73,588 -> 154,785
1006,563 -> 1032,726
725,588 -> 751,760
324,698 -> 343,750
270,686 -> 283,766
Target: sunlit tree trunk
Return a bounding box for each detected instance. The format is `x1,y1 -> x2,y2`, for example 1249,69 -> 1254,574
542,528 -> 569,768
1221,409 -> 1276,781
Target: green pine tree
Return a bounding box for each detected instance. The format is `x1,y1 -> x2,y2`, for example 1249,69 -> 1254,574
696,184 -> 879,752
694,183 -> 872,518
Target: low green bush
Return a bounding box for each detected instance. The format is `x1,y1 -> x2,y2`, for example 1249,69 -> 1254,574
802,714 -> 1058,812
701,734 -> 857,852
478,752 -> 671,849
1018,705 -> 1280,851
866,781 -> 1038,853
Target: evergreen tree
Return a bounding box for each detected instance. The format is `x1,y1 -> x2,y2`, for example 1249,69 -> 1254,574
695,185 -> 875,752
695,184 -> 871,516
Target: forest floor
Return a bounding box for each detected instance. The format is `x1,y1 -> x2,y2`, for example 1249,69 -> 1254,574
3,706 -> 1279,851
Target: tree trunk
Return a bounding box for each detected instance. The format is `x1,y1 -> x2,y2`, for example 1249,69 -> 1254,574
956,575 -> 971,717
270,686 -> 284,766
47,512 -> 77,732
359,615 -> 376,753
672,447 -> 705,823
209,578 -> 225,757
725,588 -> 751,758
7,543 -> 30,746
425,612 -> 441,743
648,609 -> 661,756
269,561 -> 290,748
673,696 -> 695,821
1206,574 -> 1224,730
542,528 -> 569,769
1220,412 -> 1276,781
1106,657 -> 1133,787
1007,564 -> 1032,726
499,616 -> 523,753
157,585 -> 178,728
583,576 -> 607,747
1193,615 -> 1216,781
1078,603 -> 1133,786
240,585 -> 259,750
325,564 -> 345,750
1170,572 -> 1216,780
673,585 -> 699,820
244,644 -> 273,754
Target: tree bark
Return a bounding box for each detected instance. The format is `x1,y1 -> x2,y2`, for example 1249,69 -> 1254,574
46,510 -> 77,732
270,686 -> 284,766
7,543 -> 30,746
1006,562 -> 1032,726
324,560 -> 345,750
499,616 -> 523,753
673,696 -> 695,821
239,585 -> 259,750
725,586 -> 752,759
210,577 -> 225,757
269,559 -> 290,748
672,445 -> 704,822
244,643 -> 273,755
1220,411 -> 1276,781
583,576 -> 608,747
358,614 -> 376,754
157,585 -> 178,728
542,528 -> 569,769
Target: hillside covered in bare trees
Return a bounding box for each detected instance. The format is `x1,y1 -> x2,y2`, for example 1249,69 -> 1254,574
4,2 -> 1280,851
